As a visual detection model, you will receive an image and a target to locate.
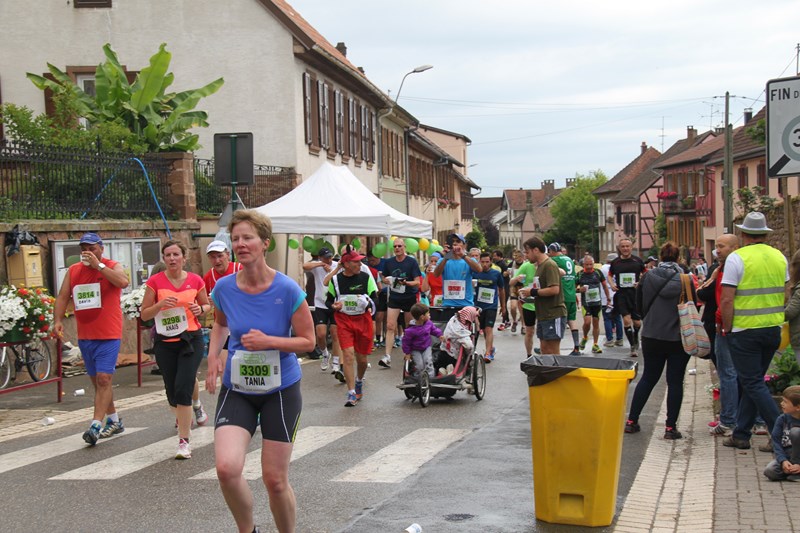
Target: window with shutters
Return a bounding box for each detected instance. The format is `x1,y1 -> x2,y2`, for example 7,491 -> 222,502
756,162 -> 767,192
360,105 -> 369,163
74,0 -> 112,7
737,166 -> 748,189
334,90 -> 344,155
368,110 -> 376,165
302,73 -> 313,145
348,98 -> 358,159
317,81 -> 329,150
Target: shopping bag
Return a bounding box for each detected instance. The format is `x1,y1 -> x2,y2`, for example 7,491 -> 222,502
677,274 -> 711,358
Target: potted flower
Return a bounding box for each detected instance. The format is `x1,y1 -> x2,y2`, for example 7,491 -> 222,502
765,347 -> 800,405
437,198 -> 450,209
120,286 -> 153,327
0,285 -> 55,342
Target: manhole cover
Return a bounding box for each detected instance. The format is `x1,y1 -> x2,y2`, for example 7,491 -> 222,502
444,514 -> 475,522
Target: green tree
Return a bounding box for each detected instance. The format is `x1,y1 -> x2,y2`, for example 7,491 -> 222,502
544,170 -> 607,255
26,43 -> 223,152
466,218 -> 487,251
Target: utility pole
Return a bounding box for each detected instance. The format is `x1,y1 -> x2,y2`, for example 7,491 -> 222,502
723,92 -> 734,233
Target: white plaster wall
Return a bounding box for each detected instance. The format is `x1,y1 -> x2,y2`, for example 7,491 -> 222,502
0,0 -> 298,166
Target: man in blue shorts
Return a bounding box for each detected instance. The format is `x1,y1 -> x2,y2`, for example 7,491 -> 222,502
474,252 -> 506,362
54,232 -> 130,445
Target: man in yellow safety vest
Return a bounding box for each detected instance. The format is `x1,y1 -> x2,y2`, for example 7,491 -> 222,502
719,212 -> 789,450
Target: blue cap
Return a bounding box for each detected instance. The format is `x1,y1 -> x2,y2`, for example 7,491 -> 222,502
431,252 -> 443,259
79,232 -> 103,245
446,233 -> 466,245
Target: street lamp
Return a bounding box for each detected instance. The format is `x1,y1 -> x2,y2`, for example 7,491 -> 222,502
395,64 -> 433,102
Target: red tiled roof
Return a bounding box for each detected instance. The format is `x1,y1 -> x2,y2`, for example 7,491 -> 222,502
707,106 -> 766,164
656,134 -> 724,168
593,146 -> 661,195
614,135 -> 698,200
504,189 -> 550,211
472,197 -> 503,219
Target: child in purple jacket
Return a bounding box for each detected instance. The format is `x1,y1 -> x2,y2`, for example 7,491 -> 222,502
402,303 -> 444,378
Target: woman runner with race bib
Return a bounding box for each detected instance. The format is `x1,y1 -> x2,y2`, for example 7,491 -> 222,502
204,209 -> 315,533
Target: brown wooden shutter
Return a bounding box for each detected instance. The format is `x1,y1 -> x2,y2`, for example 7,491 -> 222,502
0,75 -> 4,141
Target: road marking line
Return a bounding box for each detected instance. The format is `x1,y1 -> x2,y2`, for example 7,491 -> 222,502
191,425 -> 360,480
50,426 -> 214,480
334,428 -> 470,483
0,428 -> 145,475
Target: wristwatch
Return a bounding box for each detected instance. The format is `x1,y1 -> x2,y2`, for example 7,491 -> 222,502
97,263 -> 106,271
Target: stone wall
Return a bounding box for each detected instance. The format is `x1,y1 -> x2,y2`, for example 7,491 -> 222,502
754,196 -> 799,257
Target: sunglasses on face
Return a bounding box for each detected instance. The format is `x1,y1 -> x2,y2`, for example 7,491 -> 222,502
394,245 -> 404,248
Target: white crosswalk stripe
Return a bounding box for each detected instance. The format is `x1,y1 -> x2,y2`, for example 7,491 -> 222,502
50,426 -> 215,480
333,428 -> 470,483
0,428 -> 145,475
191,425 -> 360,480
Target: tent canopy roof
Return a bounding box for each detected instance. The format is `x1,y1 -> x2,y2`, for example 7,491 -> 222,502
256,162 -> 433,238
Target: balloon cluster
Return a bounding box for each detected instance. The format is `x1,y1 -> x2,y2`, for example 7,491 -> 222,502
285,236 -> 441,257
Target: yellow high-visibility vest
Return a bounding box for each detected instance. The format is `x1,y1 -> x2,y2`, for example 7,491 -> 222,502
732,244 -> 786,329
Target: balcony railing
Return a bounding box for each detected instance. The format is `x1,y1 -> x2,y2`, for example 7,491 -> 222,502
663,195 -> 696,214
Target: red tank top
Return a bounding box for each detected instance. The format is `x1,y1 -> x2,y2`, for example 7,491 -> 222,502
69,259 -> 123,340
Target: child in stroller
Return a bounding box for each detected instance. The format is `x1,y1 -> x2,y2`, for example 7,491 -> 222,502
442,306 -> 481,362
402,303 -> 444,379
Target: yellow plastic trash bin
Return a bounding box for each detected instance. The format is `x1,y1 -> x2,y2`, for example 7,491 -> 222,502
520,355 -> 637,527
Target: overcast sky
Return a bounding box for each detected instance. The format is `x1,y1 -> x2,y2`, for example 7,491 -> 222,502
289,0 -> 799,197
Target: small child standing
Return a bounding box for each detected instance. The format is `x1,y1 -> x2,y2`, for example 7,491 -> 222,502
764,385 -> 800,482
402,303 -> 444,379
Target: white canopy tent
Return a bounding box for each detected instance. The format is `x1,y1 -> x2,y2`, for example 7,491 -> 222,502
255,162 -> 433,238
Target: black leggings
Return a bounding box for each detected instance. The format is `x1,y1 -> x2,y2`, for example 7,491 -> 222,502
155,332 -> 204,407
627,337 -> 691,428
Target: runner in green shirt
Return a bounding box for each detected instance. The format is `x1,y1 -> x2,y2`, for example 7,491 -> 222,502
510,260 -> 538,357
548,243 -> 581,355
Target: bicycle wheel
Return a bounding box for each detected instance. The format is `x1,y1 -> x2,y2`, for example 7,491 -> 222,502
0,347 -> 11,389
26,339 -> 51,382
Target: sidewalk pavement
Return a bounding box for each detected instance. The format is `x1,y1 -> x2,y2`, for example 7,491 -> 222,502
1,356 -> 798,531
613,357 -> 799,533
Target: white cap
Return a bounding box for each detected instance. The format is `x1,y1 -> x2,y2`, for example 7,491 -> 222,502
206,240 -> 228,254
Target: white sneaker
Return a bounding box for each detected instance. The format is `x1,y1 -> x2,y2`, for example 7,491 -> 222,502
446,364 -> 454,375
321,350 -> 330,371
379,354 -> 391,368
193,404 -> 208,426
438,367 -> 446,377
176,439 -> 191,460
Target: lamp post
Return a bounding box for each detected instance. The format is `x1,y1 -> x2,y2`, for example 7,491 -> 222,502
395,64 -> 433,102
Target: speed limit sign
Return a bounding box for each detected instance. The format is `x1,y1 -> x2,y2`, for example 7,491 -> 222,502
767,75 -> 800,178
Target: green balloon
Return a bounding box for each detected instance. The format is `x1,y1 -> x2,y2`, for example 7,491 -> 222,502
288,238 -> 299,249
352,238 -> 362,249
404,238 -> 419,254
268,238 -> 276,252
372,242 -> 387,257
302,236 -> 315,253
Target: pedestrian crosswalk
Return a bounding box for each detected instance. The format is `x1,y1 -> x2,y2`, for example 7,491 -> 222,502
0,425 -> 472,484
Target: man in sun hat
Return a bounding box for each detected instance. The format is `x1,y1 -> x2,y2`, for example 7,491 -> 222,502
720,212 -> 789,451
54,232 -> 130,445
327,247 -> 377,406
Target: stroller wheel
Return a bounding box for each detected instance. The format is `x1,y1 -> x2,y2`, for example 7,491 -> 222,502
417,371 -> 431,408
404,388 -> 414,400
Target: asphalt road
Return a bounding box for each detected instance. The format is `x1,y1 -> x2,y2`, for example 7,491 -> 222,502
0,327 -> 664,532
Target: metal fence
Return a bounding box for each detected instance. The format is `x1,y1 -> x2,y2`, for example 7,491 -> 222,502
0,141 -> 172,220
194,159 -> 296,214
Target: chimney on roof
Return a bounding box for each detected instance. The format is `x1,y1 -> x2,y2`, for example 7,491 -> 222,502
641,142 -> 647,155
687,126 -> 697,141
526,191 -> 532,211
565,178 -> 576,188
542,179 -> 555,198
715,127 -> 725,135
743,108 -> 753,124
336,42 -> 347,57
357,67 -> 365,74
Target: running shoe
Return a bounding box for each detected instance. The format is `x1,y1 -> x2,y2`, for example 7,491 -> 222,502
394,336 -> 402,348
614,339 -> 624,347
83,423 -> 101,446
511,322 -> 517,333
630,346 -> 638,357
344,392 -> 358,407
484,348 -> 495,363
591,344 -> 603,354
331,362 -> 340,375
98,418 -> 125,439
320,350 -> 330,372
533,348 -> 541,355
521,326 -> 526,334
176,439 -> 192,459
193,404 -> 208,426
758,441 -> 773,453
709,422 -> 732,436
379,354 -> 391,368
579,337 -> 588,350
624,420 -> 640,434
308,347 -> 322,360
664,427 -> 683,440
497,323 -> 506,331
753,423 -> 768,436
355,380 -> 364,400
332,364 -> 345,383
603,339 -> 615,348
722,436 -> 751,449
569,348 -> 581,356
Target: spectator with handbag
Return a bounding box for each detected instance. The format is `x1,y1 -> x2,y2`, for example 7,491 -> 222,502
625,241 -> 695,440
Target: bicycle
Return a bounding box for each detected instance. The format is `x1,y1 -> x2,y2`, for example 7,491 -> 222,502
0,337 -> 52,389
